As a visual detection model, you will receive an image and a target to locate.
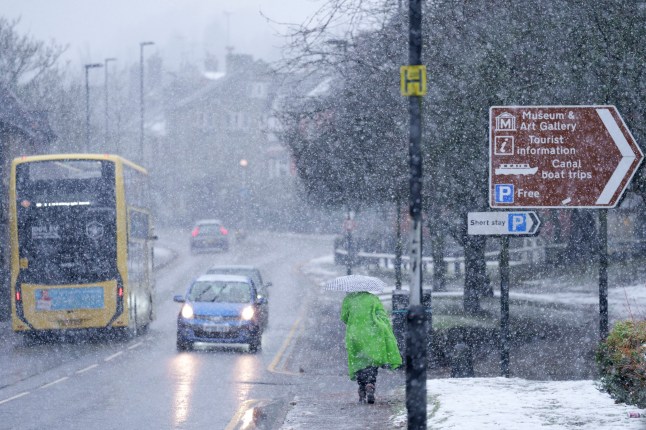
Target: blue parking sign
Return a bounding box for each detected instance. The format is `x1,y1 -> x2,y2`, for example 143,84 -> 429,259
508,213 -> 527,232
495,184 -> 514,203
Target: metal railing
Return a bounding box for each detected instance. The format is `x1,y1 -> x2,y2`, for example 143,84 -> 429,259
334,239 -> 560,278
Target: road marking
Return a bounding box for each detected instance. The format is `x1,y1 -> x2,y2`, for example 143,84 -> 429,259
128,342 -> 143,350
104,351 -> 124,362
76,364 -> 99,374
0,392 -> 29,405
267,306 -> 306,376
39,377 -> 69,389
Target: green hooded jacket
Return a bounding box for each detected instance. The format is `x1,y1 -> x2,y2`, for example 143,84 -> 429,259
341,291 -> 402,380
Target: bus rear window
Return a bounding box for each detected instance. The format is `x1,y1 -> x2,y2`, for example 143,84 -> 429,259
16,160 -> 115,205
25,160 -> 104,181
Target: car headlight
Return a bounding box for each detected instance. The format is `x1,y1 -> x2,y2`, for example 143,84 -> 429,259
181,304 -> 194,319
241,306 -> 255,321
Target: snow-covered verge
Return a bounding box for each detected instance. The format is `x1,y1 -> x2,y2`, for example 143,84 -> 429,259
390,378 -> 646,429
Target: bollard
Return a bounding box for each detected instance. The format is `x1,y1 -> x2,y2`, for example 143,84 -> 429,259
392,290 -> 409,359
422,289 -> 432,359
450,341 -> 474,378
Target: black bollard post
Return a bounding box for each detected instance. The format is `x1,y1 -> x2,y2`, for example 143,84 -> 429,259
406,305 -> 427,430
422,289 -> 432,360
392,290 -> 409,359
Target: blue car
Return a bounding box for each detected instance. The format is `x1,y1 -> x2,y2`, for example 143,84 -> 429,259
174,274 -> 266,352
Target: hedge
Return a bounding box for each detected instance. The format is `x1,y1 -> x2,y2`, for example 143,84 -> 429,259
596,320 -> 646,409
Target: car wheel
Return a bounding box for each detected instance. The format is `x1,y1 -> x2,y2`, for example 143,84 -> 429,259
177,336 -> 192,351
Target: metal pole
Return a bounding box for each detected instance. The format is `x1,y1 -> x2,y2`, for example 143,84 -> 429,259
406,0 -> 426,428
599,210 -> 608,340
395,196 -> 402,289
139,45 -> 144,164
345,209 -> 353,275
85,66 -> 90,153
84,63 -> 103,153
500,236 -> 510,377
104,58 -> 116,151
139,41 -> 154,165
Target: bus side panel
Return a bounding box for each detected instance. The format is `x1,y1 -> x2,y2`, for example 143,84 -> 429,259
112,160 -> 130,328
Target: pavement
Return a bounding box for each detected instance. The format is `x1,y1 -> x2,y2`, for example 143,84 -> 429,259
268,251 -> 646,429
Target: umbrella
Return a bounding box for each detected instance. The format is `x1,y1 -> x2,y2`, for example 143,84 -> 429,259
324,275 -> 387,293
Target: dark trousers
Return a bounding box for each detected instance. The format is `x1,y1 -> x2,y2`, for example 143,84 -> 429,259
356,366 -> 378,389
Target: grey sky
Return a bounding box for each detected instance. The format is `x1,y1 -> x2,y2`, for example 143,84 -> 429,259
0,0 -> 324,70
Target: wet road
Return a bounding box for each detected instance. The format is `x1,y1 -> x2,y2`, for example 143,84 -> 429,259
0,230 -> 329,429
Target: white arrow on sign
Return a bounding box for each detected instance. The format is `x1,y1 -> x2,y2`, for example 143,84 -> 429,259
596,108 -> 641,205
468,211 -> 541,236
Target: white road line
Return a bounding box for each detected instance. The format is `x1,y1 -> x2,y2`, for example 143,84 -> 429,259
76,364 -> 99,374
104,351 -> 124,362
127,342 -> 143,350
0,392 -> 30,405
39,377 -> 69,389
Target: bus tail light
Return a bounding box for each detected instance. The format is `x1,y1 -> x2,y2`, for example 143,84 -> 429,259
220,226 -> 228,235
191,227 -> 200,237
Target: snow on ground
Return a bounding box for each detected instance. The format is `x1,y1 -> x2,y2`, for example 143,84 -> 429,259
303,254 -> 646,429
391,378 -> 645,430
512,284 -> 646,322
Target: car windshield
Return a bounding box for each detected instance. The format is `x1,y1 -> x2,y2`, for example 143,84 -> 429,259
206,268 -> 262,287
187,281 -> 251,303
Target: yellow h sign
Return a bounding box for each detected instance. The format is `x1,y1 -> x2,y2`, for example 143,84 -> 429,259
400,65 -> 427,96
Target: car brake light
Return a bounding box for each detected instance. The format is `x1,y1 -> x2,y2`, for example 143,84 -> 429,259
220,226 -> 228,235
118,287 -> 123,297
191,227 -> 200,237
16,291 -> 21,301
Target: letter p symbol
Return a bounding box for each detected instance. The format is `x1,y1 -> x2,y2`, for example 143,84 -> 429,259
495,184 -> 514,203
509,214 -> 526,232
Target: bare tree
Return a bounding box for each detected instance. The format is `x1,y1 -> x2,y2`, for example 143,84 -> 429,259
0,17 -> 66,91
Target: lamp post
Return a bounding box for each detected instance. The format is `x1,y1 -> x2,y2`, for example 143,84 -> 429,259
104,57 -> 116,152
85,63 -> 103,152
139,41 -> 154,165
239,159 -> 248,230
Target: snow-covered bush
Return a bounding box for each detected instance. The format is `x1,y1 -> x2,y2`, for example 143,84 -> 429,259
596,320 -> 646,408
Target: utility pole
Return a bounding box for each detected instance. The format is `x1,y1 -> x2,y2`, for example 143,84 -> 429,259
84,63 -> 103,152
139,41 -> 154,165
401,0 -> 427,428
104,57 -> 116,151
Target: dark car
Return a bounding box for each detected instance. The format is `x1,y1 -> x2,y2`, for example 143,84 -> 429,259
190,219 -> 229,253
174,274 -> 266,352
205,265 -> 271,328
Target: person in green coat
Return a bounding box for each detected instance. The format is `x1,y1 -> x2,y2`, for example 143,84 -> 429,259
341,291 -> 402,404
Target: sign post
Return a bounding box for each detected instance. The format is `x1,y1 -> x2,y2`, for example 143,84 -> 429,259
468,210 -> 541,377
401,0 -> 427,428
489,105 -> 643,342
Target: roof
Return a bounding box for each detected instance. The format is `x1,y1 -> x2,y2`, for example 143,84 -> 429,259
194,274 -> 253,283
0,85 -> 55,144
12,153 -> 147,174
207,265 -> 258,271
195,219 -> 223,225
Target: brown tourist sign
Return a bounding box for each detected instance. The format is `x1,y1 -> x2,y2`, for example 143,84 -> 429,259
489,106 -> 643,208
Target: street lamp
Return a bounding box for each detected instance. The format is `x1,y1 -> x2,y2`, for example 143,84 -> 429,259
139,41 -> 155,165
104,57 -> 117,152
85,63 -> 103,152
239,159 -> 248,230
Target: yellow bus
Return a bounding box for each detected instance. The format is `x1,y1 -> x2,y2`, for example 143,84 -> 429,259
9,154 -> 155,336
